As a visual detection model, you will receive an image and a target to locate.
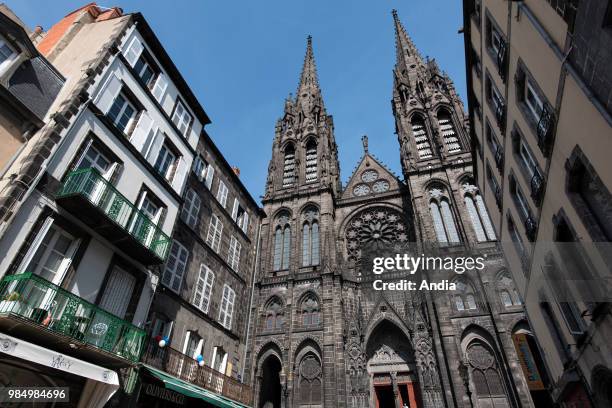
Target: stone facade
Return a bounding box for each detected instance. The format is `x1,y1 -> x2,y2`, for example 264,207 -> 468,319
147,133 -> 262,379
245,11 -> 534,408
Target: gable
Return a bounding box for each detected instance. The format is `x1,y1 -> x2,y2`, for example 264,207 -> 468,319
341,153 -> 402,200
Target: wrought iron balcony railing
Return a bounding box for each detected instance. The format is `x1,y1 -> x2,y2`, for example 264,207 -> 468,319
141,340 -> 253,405
496,39 -> 507,81
0,273 -> 146,362
494,146 -> 504,172
536,104 -> 555,157
530,171 -> 545,206
494,100 -> 506,134
494,185 -> 503,210
524,215 -> 538,242
56,168 -> 171,263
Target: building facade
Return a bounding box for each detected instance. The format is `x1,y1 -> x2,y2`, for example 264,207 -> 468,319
133,131 -> 263,406
245,11 -> 535,408
462,0 -> 612,406
0,4 -> 212,406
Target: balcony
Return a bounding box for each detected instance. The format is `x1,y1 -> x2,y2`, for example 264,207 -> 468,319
524,215 -> 538,242
536,104 -> 555,157
56,168 -> 170,264
141,340 -> 253,406
0,273 -> 146,366
494,101 -> 506,133
496,38 -> 507,81
494,185 -> 503,209
494,146 -> 504,172
530,172 -> 545,206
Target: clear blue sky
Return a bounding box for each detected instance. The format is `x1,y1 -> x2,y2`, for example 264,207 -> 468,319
6,0 -> 467,201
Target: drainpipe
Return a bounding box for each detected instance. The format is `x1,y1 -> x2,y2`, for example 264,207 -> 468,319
242,221 -> 262,382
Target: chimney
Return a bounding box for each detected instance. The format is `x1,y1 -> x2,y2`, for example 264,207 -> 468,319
232,167 -> 241,177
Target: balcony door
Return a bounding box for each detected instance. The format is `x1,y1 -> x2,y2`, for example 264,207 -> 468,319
22,222 -> 80,286
86,266 -> 137,354
131,191 -> 162,247
75,141 -> 117,206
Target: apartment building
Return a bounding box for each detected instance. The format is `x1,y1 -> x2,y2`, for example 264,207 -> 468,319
132,134 -> 263,407
463,0 -> 612,406
0,4 -> 209,406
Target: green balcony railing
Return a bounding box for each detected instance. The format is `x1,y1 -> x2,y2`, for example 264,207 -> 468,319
57,168 -> 171,262
0,273 -> 146,362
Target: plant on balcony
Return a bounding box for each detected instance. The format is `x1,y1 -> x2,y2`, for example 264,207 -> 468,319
0,291 -> 31,315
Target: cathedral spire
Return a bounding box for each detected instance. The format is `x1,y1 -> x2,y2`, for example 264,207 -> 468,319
392,9 -> 424,71
297,35 -> 321,97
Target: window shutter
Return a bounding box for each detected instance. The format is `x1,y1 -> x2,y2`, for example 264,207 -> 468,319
146,130 -> 165,165
205,165 -> 214,189
162,241 -> 188,293
231,199 -> 239,221
151,73 -> 168,103
16,217 -> 54,274
96,74 -> 122,114
130,111 -> 154,152
242,212 -> 249,234
172,156 -> 188,193
124,37 -> 144,66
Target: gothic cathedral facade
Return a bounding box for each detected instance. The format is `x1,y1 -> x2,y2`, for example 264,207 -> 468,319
245,11 -> 533,408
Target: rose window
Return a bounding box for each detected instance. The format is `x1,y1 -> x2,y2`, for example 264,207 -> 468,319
345,207 -> 409,263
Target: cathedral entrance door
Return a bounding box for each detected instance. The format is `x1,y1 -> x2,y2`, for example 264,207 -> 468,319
374,384 -> 395,408
259,355 -> 282,408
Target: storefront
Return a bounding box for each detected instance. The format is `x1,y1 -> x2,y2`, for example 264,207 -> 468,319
125,365 -> 250,408
0,333 -> 119,407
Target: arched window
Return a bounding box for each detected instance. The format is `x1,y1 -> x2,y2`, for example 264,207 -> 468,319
429,186 -> 460,244
302,208 -> 320,266
301,294 -> 320,326
298,353 -> 322,406
453,279 -> 478,311
282,144 -> 296,187
462,182 -> 496,242
411,115 -> 433,159
305,140 -> 318,183
466,341 -> 509,404
438,109 -> 461,153
273,212 -> 291,271
265,297 -> 284,330
497,272 -> 522,307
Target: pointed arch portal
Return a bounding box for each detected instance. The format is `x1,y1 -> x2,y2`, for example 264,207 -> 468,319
365,319 -> 421,408
258,353 -> 282,408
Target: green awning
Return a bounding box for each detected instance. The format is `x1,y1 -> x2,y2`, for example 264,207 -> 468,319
141,365 -> 250,408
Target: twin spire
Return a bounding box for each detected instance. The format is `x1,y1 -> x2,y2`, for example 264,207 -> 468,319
290,10 -> 421,111
392,9 -> 424,70
297,35 -> 321,97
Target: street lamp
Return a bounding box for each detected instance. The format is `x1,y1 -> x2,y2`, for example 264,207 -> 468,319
458,361 -> 474,408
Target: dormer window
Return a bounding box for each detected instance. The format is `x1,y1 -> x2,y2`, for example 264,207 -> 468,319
0,35 -> 16,71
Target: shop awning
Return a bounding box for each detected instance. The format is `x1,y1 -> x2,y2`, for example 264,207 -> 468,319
142,365 -> 250,408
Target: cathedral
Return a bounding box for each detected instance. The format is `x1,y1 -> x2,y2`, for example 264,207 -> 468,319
244,10 -> 534,408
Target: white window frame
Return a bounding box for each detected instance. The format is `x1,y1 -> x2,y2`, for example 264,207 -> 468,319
162,240 -> 189,294
193,156 -> 206,180
206,214 -> 223,252
218,284 -> 235,329
216,181 -> 228,208
0,35 -> 17,73
172,100 -> 192,137
192,264 -> 214,313
205,164 -> 215,189
181,188 -> 201,229
227,236 -> 241,271
519,138 -> 538,178
525,79 -> 544,122
109,92 -> 137,133
154,143 -> 178,181
514,185 -> 531,220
